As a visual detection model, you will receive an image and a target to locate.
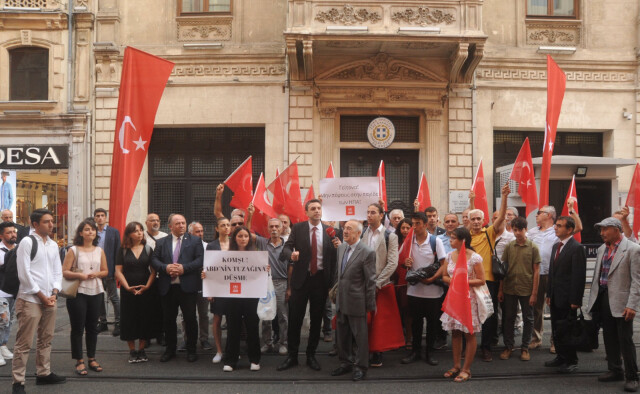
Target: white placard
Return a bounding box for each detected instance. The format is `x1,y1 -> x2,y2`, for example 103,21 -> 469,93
449,190 -> 470,213
319,177 -> 380,221
203,251 -> 269,298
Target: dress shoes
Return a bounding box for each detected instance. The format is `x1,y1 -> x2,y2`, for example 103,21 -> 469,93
331,365 -> 353,376
307,356 -> 321,371
277,357 -> 299,371
35,373 -> 66,385
187,353 -> 198,362
352,367 -> 366,381
401,352 -> 420,364
558,364 -> 578,374
625,380 -> 639,392
424,353 -> 439,366
598,371 -> 625,382
160,351 -> 176,362
545,357 -> 565,367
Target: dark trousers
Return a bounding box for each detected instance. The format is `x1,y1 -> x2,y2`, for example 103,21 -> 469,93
550,303 -> 578,365
408,295 -> 441,354
593,288 -> 638,380
223,298 -> 260,367
481,280 -> 499,351
161,285 -> 198,354
287,271 -> 327,358
66,293 -> 103,360
98,277 -> 120,323
503,294 -> 534,349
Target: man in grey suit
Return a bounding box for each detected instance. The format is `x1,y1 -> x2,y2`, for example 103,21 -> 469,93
586,217 -> 640,392
331,220 -> 376,381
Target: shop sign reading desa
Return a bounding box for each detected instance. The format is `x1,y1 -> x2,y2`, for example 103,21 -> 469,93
0,146 -> 68,169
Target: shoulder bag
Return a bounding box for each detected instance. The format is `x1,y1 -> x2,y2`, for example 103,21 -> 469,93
486,231 -> 507,281
60,246 -> 82,299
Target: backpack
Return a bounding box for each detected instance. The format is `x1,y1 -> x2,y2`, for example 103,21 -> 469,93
0,235 -> 38,297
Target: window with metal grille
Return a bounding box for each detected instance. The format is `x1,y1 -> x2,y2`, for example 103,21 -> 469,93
9,47 -> 48,101
148,127 -> 264,241
340,116 -> 420,143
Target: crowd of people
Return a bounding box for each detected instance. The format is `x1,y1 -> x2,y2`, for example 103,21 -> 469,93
1,181 -> 640,393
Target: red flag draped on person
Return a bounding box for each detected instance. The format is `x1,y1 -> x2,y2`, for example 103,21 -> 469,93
442,244 -> 474,334
378,161 -> 387,208
108,47 -> 174,235
224,156 -> 253,211
561,175 -> 581,242
472,159 -> 490,226
368,284 -> 406,352
626,163 -> 640,238
540,55 -> 566,206
326,162 -> 335,178
509,138 -> 539,217
416,172 -> 432,211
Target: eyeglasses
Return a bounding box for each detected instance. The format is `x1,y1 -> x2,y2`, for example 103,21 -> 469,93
537,210 -> 549,215
554,223 -> 564,228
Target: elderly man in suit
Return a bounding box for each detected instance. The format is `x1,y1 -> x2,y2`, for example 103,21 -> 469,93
362,202 -> 398,367
277,199 -> 338,372
586,217 -> 640,393
94,208 -> 122,336
545,216 -> 586,373
331,220 -> 376,381
151,213 -> 204,363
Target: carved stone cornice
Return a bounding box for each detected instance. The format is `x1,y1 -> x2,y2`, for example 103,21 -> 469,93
476,67 -> 635,83
391,6 -> 456,26
425,109 -> 443,118
525,20 -> 581,46
316,86 -> 446,109
318,107 -> 337,119
314,4 -> 381,25
171,62 -> 286,78
176,16 -> 232,41
0,11 -> 68,30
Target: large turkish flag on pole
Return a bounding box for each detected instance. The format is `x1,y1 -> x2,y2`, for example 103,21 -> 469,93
108,47 -> 174,235
539,55 -> 566,206
472,159 -> 490,227
509,138 -> 539,217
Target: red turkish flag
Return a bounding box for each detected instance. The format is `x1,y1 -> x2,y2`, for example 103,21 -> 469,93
378,161 -> 387,208
273,161 -> 306,223
416,172 -> 432,211
225,156 -> 253,211
540,55 -> 566,206
472,159 -> 490,226
561,175 -> 581,242
442,244 -> 474,334
326,162 -> 335,178
267,168 -> 280,195
625,163 -> 640,238
252,173 -> 277,218
108,47 -> 174,235
304,184 -> 315,203
509,138 -> 539,217
397,227 -> 414,266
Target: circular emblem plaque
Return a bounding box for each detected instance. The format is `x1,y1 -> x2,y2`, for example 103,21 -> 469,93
367,117 -> 396,149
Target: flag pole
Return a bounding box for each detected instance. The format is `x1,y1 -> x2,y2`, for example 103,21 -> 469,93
225,155 -> 252,183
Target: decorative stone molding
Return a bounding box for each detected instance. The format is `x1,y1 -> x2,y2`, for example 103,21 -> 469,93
314,4 -> 381,25
94,51 -> 119,84
425,109 -> 443,118
391,6 -> 455,26
317,53 -> 446,82
171,63 -> 286,77
526,22 -> 580,46
326,41 -> 367,48
316,86 -> 446,108
177,17 -> 232,41
318,107 -> 337,119
401,42 -> 439,50
20,29 -> 31,45
76,0 -> 88,7
529,29 -> 574,43
477,68 -> 635,83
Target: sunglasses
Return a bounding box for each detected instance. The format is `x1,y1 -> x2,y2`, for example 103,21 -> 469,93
231,222 -> 242,227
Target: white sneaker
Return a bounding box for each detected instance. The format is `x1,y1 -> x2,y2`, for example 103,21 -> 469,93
250,363 -> 260,371
0,346 -> 11,360
260,344 -> 271,353
278,345 -> 287,355
223,365 -> 233,372
0,354 -> 5,367
212,352 -> 223,364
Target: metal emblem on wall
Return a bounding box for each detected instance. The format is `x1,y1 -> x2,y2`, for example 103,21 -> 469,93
367,117 -> 395,149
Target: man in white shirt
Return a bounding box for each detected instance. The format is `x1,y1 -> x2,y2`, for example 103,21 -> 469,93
145,213 -> 168,249
12,209 -> 65,393
0,221 -> 18,366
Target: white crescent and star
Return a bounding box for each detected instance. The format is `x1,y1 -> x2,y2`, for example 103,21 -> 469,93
117,115 -> 147,154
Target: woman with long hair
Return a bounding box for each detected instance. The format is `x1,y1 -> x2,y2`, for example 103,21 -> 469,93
62,218 -> 108,375
114,222 -> 156,363
205,217 -> 231,364
394,217 -> 414,348
440,227 -> 485,382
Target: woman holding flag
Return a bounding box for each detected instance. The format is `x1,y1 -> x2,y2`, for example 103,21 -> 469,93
440,227 -> 485,382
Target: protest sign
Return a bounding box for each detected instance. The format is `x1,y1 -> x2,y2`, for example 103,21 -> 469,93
203,251 -> 269,298
319,177 -> 380,221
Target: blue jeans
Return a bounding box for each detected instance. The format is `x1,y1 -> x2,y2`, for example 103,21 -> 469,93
0,296 -> 15,345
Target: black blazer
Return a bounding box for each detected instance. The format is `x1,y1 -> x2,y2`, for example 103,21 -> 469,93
280,221 -> 337,290
103,226 -> 121,277
547,237 -> 587,309
151,233 -> 204,296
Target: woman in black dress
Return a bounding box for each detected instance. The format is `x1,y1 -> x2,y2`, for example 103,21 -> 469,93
114,221 -> 156,363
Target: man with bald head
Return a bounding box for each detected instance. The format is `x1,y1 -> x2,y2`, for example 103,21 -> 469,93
145,213 -> 168,249
151,214 -> 204,363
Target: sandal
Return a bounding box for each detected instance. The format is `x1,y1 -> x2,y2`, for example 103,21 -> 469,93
75,360 -> 88,376
444,367 -> 460,378
454,370 -> 471,382
88,359 -> 103,372
405,342 -> 413,351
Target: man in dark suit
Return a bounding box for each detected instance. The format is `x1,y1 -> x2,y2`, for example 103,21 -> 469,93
151,213 -> 204,363
545,216 -> 586,373
94,208 -> 122,336
277,199 -> 338,372
331,220 -> 376,381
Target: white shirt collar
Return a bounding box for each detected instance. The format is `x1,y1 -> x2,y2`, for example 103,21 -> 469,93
308,222 -> 321,231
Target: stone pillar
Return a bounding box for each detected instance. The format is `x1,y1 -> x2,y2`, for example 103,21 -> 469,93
448,88 -> 474,199
425,109 -> 443,210
318,107 -> 337,180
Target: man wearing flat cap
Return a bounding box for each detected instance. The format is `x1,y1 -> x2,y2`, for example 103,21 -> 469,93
586,217 -> 640,392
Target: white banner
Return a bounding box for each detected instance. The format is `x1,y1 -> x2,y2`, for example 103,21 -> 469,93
202,251 -> 269,298
319,177 -> 380,221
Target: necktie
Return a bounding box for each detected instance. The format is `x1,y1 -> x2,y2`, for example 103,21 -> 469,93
555,242 -> 563,260
310,227 -> 318,275
341,246 -> 350,274
173,236 -> 181,263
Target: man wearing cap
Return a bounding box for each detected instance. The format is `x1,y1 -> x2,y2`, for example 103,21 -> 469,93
586,217 -> 640,392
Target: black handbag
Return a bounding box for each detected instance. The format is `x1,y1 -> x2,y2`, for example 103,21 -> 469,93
486,232 -> 507,280
555,309 -> 598,350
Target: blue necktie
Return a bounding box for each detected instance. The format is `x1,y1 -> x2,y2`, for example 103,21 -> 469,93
341,246 -> 350,274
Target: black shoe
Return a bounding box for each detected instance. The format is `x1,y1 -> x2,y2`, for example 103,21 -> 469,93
328,344 -> 338,357
277,357 -> 299,371
201,340 -> 213,351
307,356 -> 321,371
352,367 -> 366,381
401,352 -> 420,364
187,353 -> 198,362
424,353 -> 439,366
12,383 -> 25,394
112,322 -> 120,337
97,322 -> 108,333
35,373 -> 66,385
433,337 -> 447,350
160,351 -> 176,363
558,364 -> 578,374
625,380 -> 639,392
331,365 -> 353,376
370,352 -> 382,367
128,350 -> 139,363
137,349 -> 149,363
598,371 -> 625,382
177,343 -> 187,352
545,357 -> 565,367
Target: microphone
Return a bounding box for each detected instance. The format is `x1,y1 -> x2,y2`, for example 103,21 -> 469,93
326,226 -> 336,240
